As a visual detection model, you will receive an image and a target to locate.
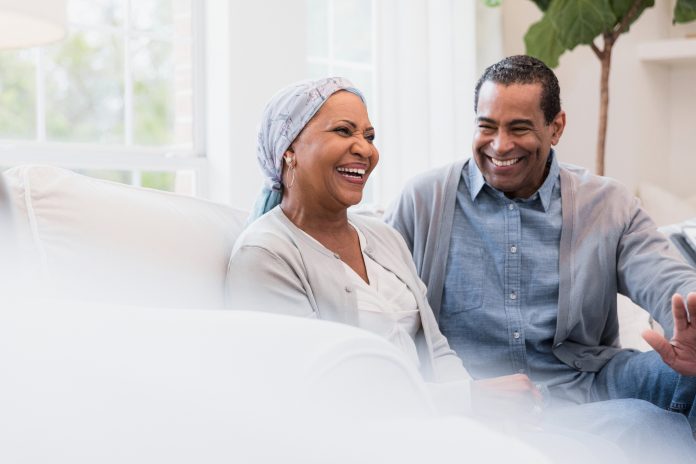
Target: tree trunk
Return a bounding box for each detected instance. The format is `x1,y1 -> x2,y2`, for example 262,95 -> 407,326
596,43 -> 613,176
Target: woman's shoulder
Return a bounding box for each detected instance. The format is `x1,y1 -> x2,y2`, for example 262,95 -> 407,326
234,207 -> 295,253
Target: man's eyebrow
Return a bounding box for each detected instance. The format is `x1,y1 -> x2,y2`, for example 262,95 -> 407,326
477,117 -> 497,124
508,118 -> 535,126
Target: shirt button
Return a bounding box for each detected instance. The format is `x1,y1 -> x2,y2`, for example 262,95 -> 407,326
513,331 -> 520,339
574,360 -> 583,369
345,286 -> 352,293
510,245 -> 517,254
510,291 -> 517,300
508,203 -> 515,210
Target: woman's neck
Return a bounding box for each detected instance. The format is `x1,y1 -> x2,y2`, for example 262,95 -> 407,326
280,198 -> 350,235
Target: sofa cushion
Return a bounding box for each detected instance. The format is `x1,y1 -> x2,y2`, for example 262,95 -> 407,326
3,165 -> 248,309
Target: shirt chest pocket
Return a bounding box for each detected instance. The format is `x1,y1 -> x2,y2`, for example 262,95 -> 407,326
443,247 -> 484,313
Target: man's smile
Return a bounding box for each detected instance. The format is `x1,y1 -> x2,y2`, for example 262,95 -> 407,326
488,156 -> 522,167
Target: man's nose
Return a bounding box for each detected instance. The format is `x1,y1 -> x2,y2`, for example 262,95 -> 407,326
491,131 -> 513,154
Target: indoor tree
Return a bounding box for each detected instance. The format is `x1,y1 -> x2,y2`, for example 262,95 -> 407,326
485,0 -> 696,176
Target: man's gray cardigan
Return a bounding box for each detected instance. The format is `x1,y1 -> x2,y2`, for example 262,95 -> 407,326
385,159 -> 696,372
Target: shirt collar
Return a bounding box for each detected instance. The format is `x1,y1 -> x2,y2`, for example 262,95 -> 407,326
466,149 -> 560,212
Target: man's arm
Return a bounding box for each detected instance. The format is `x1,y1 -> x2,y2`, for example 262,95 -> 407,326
617,197 -> 696,334
383,190 -> 417,253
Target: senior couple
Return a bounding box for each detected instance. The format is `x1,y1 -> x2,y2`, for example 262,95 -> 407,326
226,56 -> 696,459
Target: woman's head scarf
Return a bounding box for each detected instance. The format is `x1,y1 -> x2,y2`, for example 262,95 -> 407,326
249,77 -> 365,222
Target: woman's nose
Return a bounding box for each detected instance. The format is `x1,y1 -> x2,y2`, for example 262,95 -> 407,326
352,136 -> 374,157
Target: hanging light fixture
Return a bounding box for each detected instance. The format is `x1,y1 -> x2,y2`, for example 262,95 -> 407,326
0,0 -> 66,49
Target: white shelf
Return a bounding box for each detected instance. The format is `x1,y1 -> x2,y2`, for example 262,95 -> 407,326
637,38 -> 696,64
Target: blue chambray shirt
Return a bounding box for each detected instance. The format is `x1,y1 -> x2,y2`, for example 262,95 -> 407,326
440,151 -> 593,405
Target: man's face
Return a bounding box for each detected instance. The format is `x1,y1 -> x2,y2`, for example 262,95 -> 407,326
473,81 -> 565,199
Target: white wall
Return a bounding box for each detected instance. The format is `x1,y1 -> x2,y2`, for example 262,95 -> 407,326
500,1 -> 696,196
206,0 -> 307,210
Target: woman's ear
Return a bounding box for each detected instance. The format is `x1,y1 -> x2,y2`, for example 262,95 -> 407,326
283,148 -> 295,166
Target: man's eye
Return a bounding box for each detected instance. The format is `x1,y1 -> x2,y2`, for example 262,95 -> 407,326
365,132 -> 375,143
478,125 -> 495,132
334,127 -> 352,136
512,127 -> 531,134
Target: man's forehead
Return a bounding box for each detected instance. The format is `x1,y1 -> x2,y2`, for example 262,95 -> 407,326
476,81 -> 544,119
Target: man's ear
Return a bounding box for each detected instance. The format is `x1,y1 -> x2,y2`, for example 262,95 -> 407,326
551,111 -> 566,145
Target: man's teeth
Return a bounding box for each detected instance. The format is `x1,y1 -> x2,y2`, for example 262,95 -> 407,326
337,167 -> 366,177
490,157 -> 521,167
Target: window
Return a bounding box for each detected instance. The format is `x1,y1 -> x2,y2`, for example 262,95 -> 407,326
0,0 -> 202,195
306,0 -> 377,203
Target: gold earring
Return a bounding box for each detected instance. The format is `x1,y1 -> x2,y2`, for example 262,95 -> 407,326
284,156 -> 296,189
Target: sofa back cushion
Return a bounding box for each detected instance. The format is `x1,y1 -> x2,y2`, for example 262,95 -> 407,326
4,165 -> 248,309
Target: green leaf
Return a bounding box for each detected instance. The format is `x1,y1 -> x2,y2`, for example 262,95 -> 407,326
547,0 -> 617,49
674,0 -> 696,23
531,0 -> 552,11
480,0 -> 502,7
524,15 -> 566,68
610,0 -> 654,32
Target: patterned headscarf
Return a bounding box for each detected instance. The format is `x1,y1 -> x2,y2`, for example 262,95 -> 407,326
249,77 -> 365,222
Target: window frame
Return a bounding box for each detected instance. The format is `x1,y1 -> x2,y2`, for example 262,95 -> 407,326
0,0 -> 207,195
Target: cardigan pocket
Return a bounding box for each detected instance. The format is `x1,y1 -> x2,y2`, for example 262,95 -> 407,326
442,247 -> 484,313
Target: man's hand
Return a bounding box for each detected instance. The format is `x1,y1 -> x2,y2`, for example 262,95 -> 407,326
471,373 -> 544,420
642,292 -> 696,376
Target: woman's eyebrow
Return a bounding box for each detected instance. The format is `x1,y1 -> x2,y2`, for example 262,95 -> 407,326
337,119 -> 357,129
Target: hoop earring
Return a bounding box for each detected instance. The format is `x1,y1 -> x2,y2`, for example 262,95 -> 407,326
283,156 -> 296,189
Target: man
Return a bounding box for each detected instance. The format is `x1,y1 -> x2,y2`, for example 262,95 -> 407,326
385,55 -> 696,429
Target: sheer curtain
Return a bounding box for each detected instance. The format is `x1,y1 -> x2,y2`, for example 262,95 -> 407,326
371,0 -> 502,207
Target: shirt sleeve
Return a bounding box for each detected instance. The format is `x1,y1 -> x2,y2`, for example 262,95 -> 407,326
617,196 -> 696,335
225,245 -> 316,319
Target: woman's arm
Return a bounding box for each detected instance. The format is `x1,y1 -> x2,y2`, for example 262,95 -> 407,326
225,245 -> 316,318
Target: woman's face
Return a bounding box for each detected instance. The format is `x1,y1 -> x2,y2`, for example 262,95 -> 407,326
285,91 -> 378,211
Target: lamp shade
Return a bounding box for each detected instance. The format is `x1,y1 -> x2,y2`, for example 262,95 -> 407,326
0,0 -> 66,49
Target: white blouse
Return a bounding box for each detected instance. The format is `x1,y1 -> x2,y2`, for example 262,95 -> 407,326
299,223 -> 422,369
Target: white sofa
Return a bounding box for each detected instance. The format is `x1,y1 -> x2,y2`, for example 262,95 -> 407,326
1,165 -> 550,463
3,164 -> 247,309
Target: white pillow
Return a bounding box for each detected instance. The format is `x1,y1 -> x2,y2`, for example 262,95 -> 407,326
637,182 -> 696,227
4,165 -> 248,309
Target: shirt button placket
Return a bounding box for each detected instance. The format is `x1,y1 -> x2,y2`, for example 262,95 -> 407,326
505,200 -> 525,372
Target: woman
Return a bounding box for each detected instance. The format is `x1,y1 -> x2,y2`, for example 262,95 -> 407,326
225,77 -> 479,402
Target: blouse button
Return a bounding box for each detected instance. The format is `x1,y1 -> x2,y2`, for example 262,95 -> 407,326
345,286 -> 352,293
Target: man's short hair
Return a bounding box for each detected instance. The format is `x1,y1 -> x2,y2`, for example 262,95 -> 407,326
474,55 -> 561,125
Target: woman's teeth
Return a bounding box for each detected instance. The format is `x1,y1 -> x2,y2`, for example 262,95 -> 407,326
336,167 -> 366,177
490,157 -> 521,167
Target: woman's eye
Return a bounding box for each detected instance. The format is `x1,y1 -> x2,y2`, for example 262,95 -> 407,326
365,132 -> 375,143
334,127 -> 352,136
